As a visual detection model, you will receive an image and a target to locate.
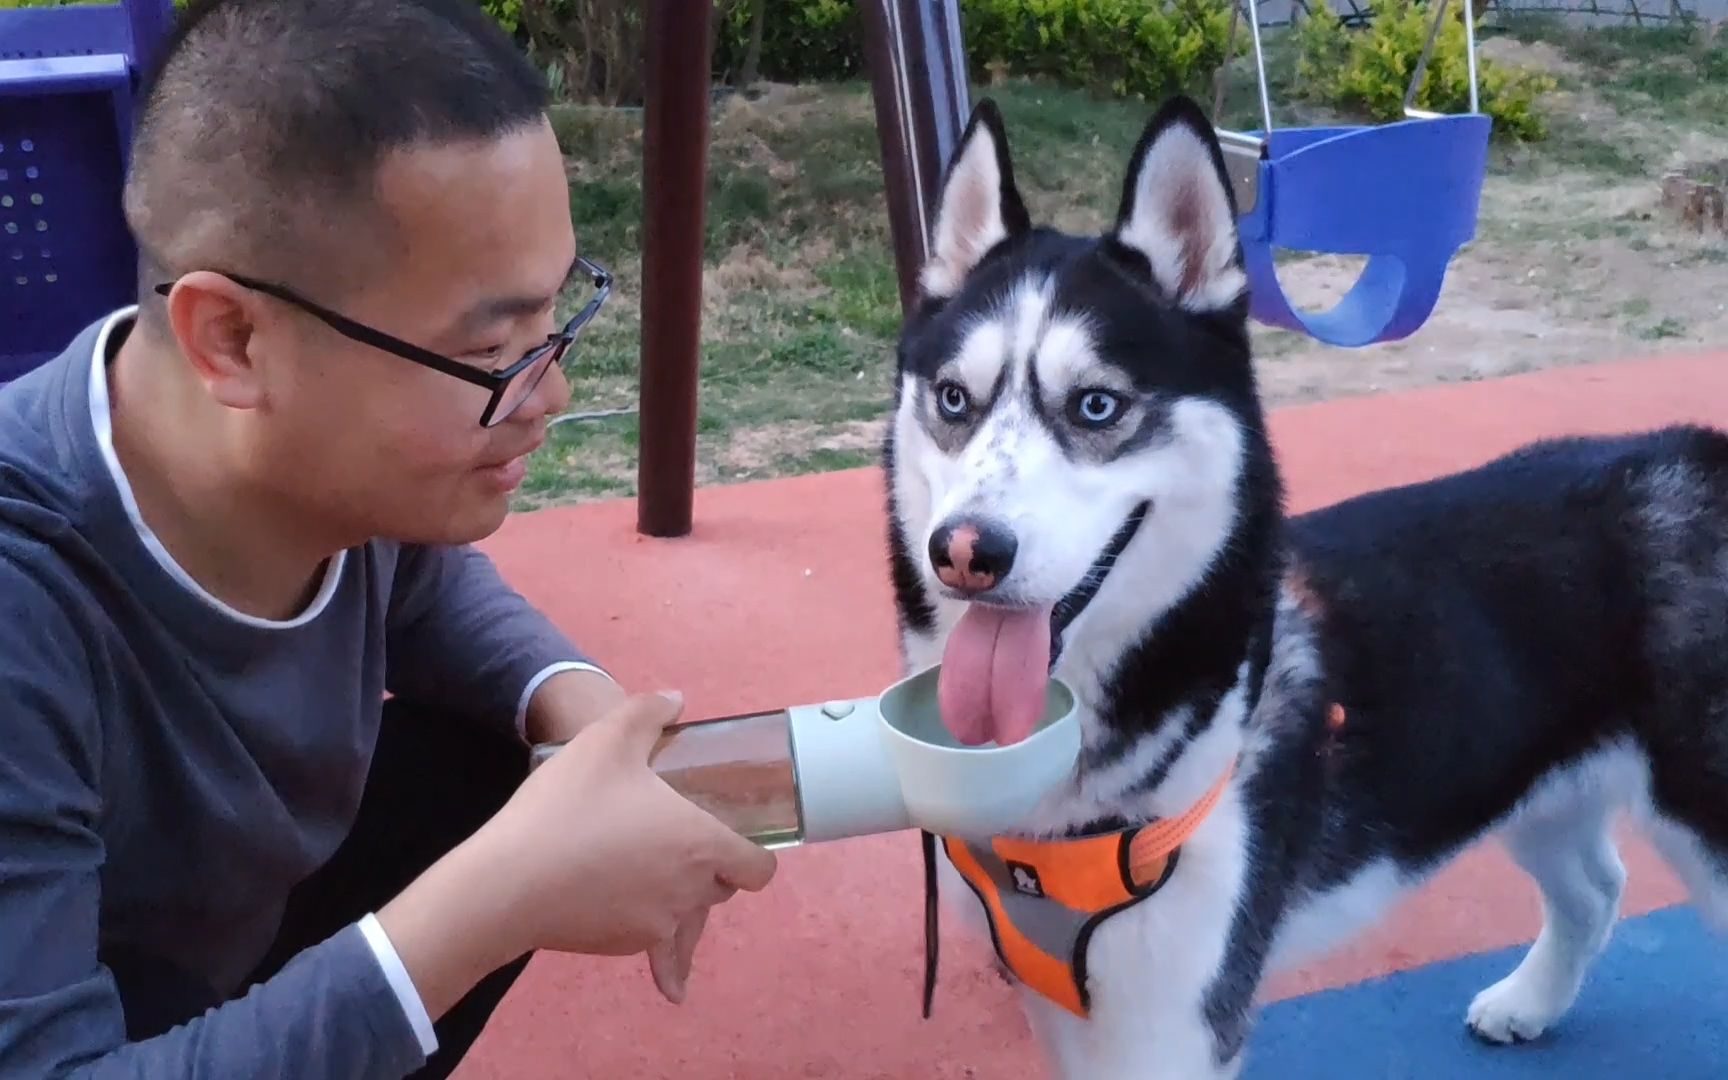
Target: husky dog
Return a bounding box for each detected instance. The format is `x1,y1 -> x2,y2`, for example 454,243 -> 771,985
882,94 -> 1728,1078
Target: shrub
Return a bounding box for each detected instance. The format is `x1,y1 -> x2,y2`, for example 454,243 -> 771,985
715,0 -> 863,85
714,0 -> 1233,103
480,0 -> 524,34
1292,0 -> 1556,140
0,0 -> 1233,111
517,0 -> 647,106
963,0 -> 1232,100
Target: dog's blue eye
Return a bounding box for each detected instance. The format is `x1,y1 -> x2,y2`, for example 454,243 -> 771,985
936,381 -> 971,420
1072,390 -> 1122,427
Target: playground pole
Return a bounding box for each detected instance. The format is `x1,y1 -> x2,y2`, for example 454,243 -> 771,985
860,0 -> 972,313
636,0 -> 713,538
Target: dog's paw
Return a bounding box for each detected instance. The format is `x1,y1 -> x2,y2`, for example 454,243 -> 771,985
1465,975 -> 1564,1045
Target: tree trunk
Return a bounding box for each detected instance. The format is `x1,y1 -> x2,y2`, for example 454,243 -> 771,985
740,0 -> 767,89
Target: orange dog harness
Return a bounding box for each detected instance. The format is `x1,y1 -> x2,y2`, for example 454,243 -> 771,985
923,764 -> 1234,1018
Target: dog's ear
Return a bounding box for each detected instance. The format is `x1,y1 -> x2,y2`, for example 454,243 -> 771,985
1110,96 -> 1247,313
920,99 -> 1032,300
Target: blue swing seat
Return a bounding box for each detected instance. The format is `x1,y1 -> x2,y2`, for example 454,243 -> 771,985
1235,112 -> 1492,348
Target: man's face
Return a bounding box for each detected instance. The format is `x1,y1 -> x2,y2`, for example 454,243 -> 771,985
245,118 -> 579,547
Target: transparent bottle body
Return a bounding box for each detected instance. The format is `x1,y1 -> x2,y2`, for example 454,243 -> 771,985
645,709 -> 805,848
520,709 -> 811,848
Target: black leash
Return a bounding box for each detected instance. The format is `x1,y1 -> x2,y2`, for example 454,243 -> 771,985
921,828 -> 940,1018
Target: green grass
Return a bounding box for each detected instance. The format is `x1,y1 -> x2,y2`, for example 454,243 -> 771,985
1500,14 -> 1728,131
533,45 -> 1331,507
1483,16 -> 1728,184
524,19 -> 1728,508
534,76 -> 1201,504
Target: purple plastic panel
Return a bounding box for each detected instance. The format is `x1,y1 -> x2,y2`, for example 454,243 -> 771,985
125,0 -> 175,79
0,0 -> 173,382
0,6 -> 132,61
0,78 -> 137,381
0,54 -> 132,98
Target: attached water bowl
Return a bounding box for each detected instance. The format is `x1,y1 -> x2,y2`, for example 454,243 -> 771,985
875,664 -> 1081,840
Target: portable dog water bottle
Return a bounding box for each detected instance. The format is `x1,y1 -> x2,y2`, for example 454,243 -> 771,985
529,665 -> 1082,846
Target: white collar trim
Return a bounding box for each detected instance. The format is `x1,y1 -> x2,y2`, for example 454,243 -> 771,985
88,307 -> 345,631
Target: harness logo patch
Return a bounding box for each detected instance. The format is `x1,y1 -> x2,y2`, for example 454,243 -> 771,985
1008,861 -> 1044,897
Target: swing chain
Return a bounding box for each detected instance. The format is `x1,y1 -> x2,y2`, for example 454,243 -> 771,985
1211,0 -> 1483,131
1210,0 -> 1273,214
1404,0 -> 1482,117
1208,0 -> 1483,216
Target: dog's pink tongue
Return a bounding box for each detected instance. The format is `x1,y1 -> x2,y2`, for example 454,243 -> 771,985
938,605 -> 1053,746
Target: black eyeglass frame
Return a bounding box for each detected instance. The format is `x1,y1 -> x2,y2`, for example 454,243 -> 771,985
152,256 -> 613,427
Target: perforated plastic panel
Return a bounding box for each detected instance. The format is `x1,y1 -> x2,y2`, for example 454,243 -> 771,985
0,0 -> 171,382
0,82 -> 136,381
0,6 -> 131,63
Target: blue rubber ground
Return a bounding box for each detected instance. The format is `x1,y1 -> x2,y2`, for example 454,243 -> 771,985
1244,905 -> 1726,1078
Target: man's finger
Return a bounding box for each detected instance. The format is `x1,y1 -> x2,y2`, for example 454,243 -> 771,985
647,938 -> 681,1003
648,909 -> 708,1004
673,908 -> 708,993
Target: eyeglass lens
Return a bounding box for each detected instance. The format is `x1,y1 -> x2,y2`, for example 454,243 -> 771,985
487,338 -> 568,427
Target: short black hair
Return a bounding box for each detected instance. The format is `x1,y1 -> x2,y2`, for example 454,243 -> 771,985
125,0 -> 549,307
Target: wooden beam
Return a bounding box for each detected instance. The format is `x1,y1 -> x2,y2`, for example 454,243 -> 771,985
636,0 -> 714,537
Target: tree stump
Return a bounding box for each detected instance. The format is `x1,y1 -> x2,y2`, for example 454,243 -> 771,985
1660,161 -> 1727,236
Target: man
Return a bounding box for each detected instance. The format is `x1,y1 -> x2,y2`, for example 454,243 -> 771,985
0,0 -> 776,1076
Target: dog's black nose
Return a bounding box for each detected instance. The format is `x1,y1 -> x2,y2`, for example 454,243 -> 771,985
929,518 -> 1017,594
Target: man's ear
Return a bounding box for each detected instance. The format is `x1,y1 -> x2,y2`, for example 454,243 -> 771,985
919,99 -> 1032,300
1110,95 -> 1247,313
159,271 -> 270,410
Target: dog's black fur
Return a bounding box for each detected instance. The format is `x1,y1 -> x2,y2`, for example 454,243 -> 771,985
1211,425 -> 1728,1057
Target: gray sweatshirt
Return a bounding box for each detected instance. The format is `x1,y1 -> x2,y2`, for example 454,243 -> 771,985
0,309 -> 606,1076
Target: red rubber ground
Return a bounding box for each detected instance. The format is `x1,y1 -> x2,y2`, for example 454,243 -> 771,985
459,350 -> 1728,1078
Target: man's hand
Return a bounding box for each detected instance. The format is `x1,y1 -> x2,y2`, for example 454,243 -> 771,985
377,691 -> 778,1018
524,666 -> 628,745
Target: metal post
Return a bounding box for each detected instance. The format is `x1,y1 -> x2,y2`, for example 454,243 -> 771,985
636,0 -> 713,538
860,0 -> 972,313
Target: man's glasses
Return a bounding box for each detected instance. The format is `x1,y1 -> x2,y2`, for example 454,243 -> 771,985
152,256 -> 612,428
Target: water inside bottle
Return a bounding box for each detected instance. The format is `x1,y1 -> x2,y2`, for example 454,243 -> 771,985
648,709 -> 805,849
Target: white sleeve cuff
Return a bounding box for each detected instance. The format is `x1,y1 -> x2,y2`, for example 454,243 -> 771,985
358,912 -> 438,1058
514,660 -> 616,735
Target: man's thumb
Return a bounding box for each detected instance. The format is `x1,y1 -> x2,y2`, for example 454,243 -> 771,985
716,831 -> 778,893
